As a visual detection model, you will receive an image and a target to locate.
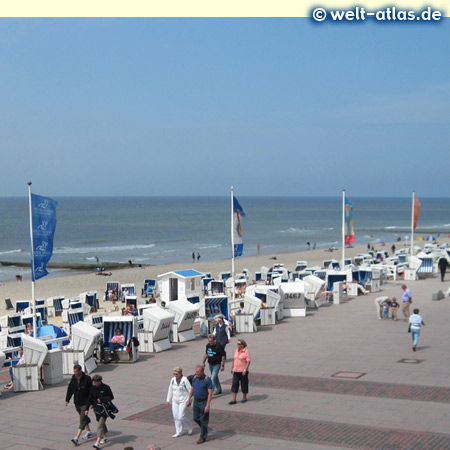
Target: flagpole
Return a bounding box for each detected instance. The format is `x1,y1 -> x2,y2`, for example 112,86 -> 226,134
28,182 -> 37,337
231,186 -> 235,303
342,189 -> 345,270
410,191 -> 415,259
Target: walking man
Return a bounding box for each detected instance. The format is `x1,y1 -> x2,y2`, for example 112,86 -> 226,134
438,256 -> 449,282
65,364 -> 93,446
187,365 -> 212,444
401,284 -> 412,321
202,334 -> 225,396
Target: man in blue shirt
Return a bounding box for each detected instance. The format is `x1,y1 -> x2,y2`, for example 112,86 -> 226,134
401,284 -> 412,321
187,365 -> 213,444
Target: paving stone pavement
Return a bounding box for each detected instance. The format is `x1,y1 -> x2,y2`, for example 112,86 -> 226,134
1,275 -> 450,449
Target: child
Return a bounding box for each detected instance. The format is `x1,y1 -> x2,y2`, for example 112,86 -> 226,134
390,297 -> 399,321
382,299 -> 391,319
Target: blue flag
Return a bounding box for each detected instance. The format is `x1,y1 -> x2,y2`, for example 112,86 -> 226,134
233,196 -> 245,257
31,194 -> 58,281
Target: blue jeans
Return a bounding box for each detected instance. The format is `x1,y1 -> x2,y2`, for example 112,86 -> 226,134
411,329 -> 420,346
193,399 -> 209,440
209,363 -> 222,394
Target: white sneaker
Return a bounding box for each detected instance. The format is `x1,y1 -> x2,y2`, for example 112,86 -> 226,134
172,433 -> 182,438
71,437 -> 79,446
93,444 -> 101,450
100,437 -> 108,444
188,426 -> 193,436
82,431 -> 93,440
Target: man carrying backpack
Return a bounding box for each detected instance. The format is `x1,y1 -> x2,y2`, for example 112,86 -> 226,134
187,365 -> 212,444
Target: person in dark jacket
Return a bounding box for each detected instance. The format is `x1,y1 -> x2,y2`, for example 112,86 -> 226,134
85,374 -> 114,449
65,364 -> 92,445
213,315 -> 230,352
438,256 -> 449,282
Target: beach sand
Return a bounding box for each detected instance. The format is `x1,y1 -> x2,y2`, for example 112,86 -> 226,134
1,238 -> 447,322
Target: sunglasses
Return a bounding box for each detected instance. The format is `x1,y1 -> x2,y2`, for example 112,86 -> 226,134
237,342 -> 243,345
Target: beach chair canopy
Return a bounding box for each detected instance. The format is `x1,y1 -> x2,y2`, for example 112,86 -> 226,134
16,300 -> 30,313
142,307 -> 175,340
72,321 -> 101,355
103,316 -> 137,350
204,295 -> 229,320
22,334 -> 48,367
169,299 -> 200,332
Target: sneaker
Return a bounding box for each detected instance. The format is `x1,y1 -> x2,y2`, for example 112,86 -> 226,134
228,400 -> 237,405
71,437 -> 79,446
172,433 -> 182,438
93,444 -> 101,449
99,438 -> 108,444
82,432 -> 93,440
213,391 -> 222,396
188,426 -> 193,436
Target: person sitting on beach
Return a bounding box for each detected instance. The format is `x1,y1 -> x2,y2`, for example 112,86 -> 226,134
26,323 -> 33,335
107,328 -> 125,351
4,346 -> 25,390
123,305 -> 133,316
121,288 -> 129,301
236,302 -> 244,315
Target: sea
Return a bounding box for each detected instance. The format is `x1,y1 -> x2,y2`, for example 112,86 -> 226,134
1,196 -> 449,281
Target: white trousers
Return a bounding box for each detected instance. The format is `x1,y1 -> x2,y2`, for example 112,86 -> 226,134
172,400 -> 192,435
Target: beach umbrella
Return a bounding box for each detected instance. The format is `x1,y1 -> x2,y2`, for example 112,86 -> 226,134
35,324 -> 70,347
416,236 -> 424,241
426,236 -> 436,241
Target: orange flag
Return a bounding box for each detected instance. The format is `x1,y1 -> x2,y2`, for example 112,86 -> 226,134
413,196 -> 421,231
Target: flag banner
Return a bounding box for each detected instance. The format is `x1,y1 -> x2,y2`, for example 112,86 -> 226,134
344,199 -> 356,245
413,196 -> 421,231
233,196 -> 245,257
31,194 -> 58,281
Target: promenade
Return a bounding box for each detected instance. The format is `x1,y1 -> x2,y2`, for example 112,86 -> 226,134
1,275 -> 450,450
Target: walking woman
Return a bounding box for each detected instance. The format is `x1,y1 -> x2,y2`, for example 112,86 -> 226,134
409,308 -> 425,351
229,339 -> 251,404
86,374 -> 115,449
166,367 -> 193,438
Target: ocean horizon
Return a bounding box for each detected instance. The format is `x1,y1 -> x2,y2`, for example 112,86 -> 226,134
1,196 -> 449,281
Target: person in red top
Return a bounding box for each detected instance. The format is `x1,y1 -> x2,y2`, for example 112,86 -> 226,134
229,339 -> 251,404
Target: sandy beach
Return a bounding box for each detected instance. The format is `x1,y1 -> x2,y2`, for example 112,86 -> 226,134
2,238 -> 448,320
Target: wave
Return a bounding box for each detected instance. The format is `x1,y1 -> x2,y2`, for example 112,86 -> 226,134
198,244 -> 223,250
279,227 -> 334,234
54,244 -> 156,255
0,249 -> 23,255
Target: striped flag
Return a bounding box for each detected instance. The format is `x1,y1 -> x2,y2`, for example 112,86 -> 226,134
344,199 -> 356,245
233,196 -> 245,257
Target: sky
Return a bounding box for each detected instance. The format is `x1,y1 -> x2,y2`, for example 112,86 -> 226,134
0,18 -> 449,197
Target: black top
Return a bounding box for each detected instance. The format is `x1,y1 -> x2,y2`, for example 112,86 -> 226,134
87,382 -> 114,408
66,372 -> 92,406
205,342 -> 225,365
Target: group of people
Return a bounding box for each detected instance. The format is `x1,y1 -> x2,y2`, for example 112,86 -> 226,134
65,366 -> 116,449
192,252 -> 201,263
375,284 -> 426,352
165,329 -> 251,444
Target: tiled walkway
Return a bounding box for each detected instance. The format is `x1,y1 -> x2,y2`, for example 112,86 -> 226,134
222,373 -> 450,403
1,276 -> 450,449
125,403 -> 450,449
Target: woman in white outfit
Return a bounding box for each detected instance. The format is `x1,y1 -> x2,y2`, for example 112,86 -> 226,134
166,366 -> 193,438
